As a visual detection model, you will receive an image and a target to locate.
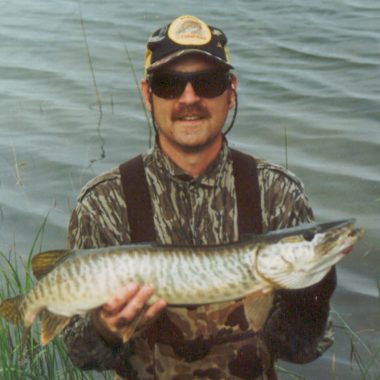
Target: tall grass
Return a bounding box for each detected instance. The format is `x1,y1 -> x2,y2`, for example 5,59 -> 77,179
331,306 -> 380,380
79,7 -> 105,165
0,220 -> 112,380
120,35 -> 153,148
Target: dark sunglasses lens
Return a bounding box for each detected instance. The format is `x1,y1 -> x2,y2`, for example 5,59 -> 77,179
150,73 -> 186,99
150,71 -> 230,99
193,73 -> 229,98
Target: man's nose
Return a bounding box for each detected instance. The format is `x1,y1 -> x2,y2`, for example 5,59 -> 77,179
178,82 -> 200,103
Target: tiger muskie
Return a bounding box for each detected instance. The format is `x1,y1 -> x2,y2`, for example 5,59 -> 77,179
0,219 -> 363,348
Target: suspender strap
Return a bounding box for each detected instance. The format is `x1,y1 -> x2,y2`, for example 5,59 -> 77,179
231,149 -> 263,235
119,149 -> 263,243
119,155 -> 156,243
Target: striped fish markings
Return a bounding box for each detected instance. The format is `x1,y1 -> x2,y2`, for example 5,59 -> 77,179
0,219 -> 363,349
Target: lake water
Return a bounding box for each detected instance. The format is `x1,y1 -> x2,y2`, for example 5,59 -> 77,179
0,0 -> 379,378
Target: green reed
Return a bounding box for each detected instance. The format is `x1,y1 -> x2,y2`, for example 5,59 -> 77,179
79,7 -> 105,165
120,35 -> 153,148
331,306 -> 380,380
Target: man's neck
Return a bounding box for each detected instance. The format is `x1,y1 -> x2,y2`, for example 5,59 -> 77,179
158,137 -> 223,178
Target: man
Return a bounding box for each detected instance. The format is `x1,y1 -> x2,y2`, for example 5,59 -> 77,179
63,15 -> 336,380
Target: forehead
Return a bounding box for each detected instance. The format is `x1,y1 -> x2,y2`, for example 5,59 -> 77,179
164,54 -> 220,73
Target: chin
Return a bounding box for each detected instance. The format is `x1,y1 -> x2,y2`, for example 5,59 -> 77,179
177,136 -> 220,153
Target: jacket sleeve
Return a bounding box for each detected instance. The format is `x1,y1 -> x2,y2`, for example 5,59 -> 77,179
62,177 -> 133,373
62,313 -> 132,373
259,163 -> 336,363
263,268 -> 336,363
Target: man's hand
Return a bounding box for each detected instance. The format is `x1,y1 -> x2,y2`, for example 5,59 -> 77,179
91,282 -> 167,346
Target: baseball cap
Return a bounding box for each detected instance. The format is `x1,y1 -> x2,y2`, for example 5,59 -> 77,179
144,15 -> 234,74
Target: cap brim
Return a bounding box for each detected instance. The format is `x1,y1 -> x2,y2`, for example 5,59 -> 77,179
147,49 -> 233,73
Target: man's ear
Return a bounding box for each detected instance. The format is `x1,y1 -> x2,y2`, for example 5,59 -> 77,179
141,79 -> 152,112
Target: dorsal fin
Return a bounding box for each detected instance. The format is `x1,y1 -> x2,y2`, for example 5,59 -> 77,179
40,310 -> 72,346
31,250 -> 73,280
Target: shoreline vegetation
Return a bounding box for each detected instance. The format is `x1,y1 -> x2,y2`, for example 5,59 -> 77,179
0,219 -> 379,379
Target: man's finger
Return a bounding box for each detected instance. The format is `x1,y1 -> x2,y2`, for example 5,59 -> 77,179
102,282 -> 140,316
118,285 -> 154,322
140,299 -> 167,325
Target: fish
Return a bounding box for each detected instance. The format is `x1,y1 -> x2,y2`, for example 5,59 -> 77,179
0,219 -> 363,349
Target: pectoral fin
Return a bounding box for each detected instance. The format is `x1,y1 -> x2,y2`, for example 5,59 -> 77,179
40,310 -> 71,345
243,291 -> 274,332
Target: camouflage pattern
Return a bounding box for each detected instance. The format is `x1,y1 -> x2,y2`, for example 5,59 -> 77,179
63,141 -> 334,379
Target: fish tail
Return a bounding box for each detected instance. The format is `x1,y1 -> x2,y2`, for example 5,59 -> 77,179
0,295 -> 24,325
1,296 -> 36,365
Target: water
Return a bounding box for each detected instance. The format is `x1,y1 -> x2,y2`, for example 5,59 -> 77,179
0,0 -> 379,378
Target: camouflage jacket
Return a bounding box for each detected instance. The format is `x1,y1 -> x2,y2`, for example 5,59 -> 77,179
63,142 -> 335,380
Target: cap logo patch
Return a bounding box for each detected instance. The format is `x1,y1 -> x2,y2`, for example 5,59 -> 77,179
168,15 -> 212,46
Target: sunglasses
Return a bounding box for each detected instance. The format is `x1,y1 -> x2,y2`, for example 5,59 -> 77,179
148,70 -> 232,99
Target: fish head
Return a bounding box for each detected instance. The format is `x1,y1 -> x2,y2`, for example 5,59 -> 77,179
251,219 -> 364,290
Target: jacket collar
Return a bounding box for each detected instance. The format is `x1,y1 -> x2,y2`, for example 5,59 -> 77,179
150,139 -> 230,188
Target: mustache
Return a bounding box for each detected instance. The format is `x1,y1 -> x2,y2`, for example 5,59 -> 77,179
171,104 -> 210,120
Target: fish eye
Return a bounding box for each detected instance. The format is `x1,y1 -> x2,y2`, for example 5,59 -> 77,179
303,231 -> 315,241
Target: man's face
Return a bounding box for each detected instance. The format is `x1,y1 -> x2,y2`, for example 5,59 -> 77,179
141,56 -> 237,155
